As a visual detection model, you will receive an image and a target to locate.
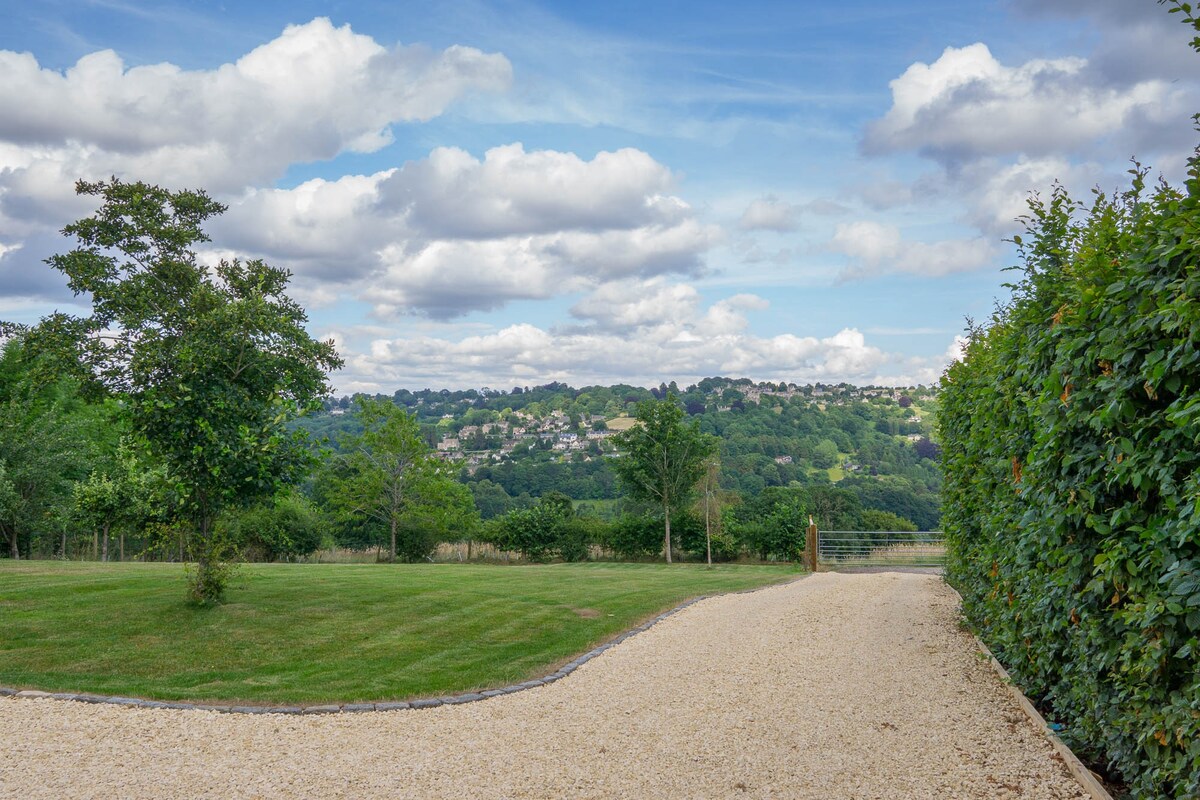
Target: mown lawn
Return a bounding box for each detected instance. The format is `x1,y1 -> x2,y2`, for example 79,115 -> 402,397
0,561 -> 798,704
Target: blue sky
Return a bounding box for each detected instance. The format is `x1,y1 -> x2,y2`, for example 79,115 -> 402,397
1,1 -> 1197,392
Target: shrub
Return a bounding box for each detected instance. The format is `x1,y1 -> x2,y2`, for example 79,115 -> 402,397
601,514 -> 665,560
391,519 -> 441,563
221,493 -> 324,561
493,492 -> 591,562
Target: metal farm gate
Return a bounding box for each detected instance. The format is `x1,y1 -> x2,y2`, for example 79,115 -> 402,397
816,530 -> 946,569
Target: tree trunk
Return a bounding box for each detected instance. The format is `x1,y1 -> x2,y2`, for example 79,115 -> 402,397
663,501 -> 672,564
7,529 -> 18,561
119,533 -> 125,562
467,539 -> 473,561
60,529 -> 67,559
705,488 -> 712,566
101,522 -> 110,562
92,528 -> 98,561
389,517 -> 397,562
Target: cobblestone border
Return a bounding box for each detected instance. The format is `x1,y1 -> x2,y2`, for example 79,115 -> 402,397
2,579 -> 803,715
940,584 -> 1114,800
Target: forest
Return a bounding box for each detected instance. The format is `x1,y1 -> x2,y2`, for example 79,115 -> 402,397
0,348 -> 942,566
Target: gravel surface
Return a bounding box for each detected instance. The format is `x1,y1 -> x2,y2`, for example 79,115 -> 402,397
1,572 -> 1088,799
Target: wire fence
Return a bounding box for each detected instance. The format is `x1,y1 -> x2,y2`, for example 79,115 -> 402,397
817,531 -> 945,568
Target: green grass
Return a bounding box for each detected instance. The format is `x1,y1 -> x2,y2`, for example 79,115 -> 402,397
0,561 -> 798,705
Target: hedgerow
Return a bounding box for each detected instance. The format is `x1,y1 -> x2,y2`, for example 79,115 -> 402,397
939,10 -> 1200,795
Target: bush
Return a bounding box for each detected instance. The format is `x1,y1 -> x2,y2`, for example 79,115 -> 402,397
492,492 -> 592,562
391,519 -> 440,563
728,487 -> 809,561
601,514 -> 665,560
939,150 -> 1200,797
221,493 -> 325,561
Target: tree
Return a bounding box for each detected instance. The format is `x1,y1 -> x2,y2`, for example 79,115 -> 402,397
73,471 -> 124,562
698,456 -> 720,565
0,365 -> 98,559
611,396 -> 715,563
334,397 -> 472,561
859,509 -> 917,532
25,179 -> 341,601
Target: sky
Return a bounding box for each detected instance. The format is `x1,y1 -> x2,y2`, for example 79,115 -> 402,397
0,1 -> 1197,394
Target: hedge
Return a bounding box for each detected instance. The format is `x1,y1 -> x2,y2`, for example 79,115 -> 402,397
939,126 -> 1200,800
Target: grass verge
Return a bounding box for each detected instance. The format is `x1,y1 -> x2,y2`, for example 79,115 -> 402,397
0,561 -> 798,704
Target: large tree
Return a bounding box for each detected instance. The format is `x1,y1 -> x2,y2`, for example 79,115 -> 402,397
612,396 -> 715,563
25,178 -> 341,601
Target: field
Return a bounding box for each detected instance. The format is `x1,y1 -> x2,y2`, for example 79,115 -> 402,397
0,561 -> 798,705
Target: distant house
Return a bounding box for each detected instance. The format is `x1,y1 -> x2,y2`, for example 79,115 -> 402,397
439,438 -> 461,451
774,455 -> 793,465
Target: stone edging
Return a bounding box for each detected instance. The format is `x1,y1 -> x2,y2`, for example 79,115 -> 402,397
942,583 -> 1114,800
973,639 -> 1114,800
0,577 -> 803,715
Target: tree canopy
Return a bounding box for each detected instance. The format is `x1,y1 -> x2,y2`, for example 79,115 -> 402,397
25,178 -> 342,601
611,396 -> 716,563
329,396 -> 475,562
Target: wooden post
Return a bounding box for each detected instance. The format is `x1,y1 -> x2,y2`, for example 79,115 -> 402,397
805,517 -> 818,573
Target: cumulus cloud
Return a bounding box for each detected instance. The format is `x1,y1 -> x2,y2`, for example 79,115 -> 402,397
960,156 -> 1115,235
0,18 -> 511,307
1009,0 -> 1200,85
739,196 -> 799,232
865,334 -> 972,387
570,278 -> 701,331
830,221 -> 998,280
377,143 -> 682,238
0,18 -> 513,303
863,42 -> 1189,165
341,291 -> 891,391
0,18 -> 511,190
218,144 -> 719,319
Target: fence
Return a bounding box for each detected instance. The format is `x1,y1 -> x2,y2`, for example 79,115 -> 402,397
803,524 -> 945,570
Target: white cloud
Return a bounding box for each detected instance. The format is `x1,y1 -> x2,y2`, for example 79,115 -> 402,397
946,334 -> 969,364
865,334 -> 971,387
739,196 -> 799,232
863,43 -> 1189,165
378,143 -> 682,238
830,221 -> 998,279
217,144 -> 719,319
0,18 -> 511,192
344,319 -> 892,392
331,278 -> 890,391
570,278 -> 701,330
0,19 -> 513,302
961,156 -> 1112,235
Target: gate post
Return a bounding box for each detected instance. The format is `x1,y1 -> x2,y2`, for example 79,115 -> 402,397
805,517 -> 818,572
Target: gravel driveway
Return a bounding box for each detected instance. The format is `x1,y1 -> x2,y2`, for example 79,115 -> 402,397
1,572 -> 1088,799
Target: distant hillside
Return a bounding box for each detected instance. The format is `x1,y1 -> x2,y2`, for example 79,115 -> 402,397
299,378 -> 942,528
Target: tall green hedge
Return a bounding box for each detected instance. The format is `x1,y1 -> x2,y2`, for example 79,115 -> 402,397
939,147 -> 1200,794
